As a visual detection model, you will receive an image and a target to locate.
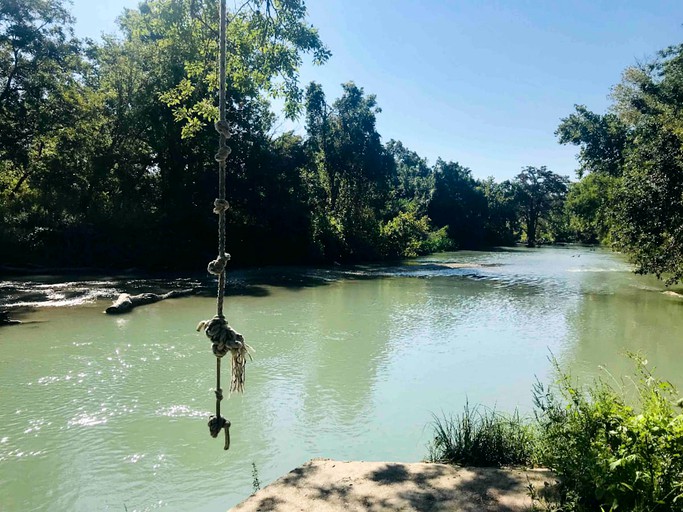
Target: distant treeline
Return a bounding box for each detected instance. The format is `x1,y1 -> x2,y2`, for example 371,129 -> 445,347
1,1 -> 682,282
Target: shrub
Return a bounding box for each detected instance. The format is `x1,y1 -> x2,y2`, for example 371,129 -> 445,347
534,355 -> 683,512
428,355 -> 683,511
381,211 -> 452,258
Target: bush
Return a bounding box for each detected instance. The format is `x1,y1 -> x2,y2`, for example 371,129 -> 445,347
381,211 -> 452,258
534,356 -> 683,512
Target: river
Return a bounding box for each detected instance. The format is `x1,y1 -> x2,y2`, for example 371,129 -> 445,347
1,246 -> 682,511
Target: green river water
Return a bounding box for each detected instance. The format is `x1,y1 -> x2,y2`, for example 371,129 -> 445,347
1,246 -> 683,511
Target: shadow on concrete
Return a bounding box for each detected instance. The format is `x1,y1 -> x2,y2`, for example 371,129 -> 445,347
234,460 -> 556,512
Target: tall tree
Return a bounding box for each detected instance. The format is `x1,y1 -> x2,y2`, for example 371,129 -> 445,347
0,0 -> 121,264
479,177 -> 519,245
385,139 -> 434,216
304,81 -> 395,259
428,159 -> 486,248
513,166 -> 568,247
0,0 -> 84,196
95,0 -> 329,264
564,173 -> 617,243
608,45 -> 683,283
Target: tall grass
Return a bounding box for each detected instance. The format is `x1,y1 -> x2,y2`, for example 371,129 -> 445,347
427,402 -> 538,467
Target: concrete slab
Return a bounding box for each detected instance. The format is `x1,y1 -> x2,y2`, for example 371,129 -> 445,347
232,459 -> 555,511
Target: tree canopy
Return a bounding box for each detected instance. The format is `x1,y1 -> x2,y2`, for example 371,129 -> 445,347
5,0 -> 683,277
513,166 -> 568,248
557,43 -> 683,283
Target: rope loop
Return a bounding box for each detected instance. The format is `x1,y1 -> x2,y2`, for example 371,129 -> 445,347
207,253 -> 231,275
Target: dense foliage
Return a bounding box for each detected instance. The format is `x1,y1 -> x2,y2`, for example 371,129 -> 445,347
4,1 -> 683,277
429,357 -> 683,512
534,357 -> 683,511
557,43 -> 683,283
0,0 -> 574,270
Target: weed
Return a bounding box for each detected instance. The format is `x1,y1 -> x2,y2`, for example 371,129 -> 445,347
251,462 -> 261,493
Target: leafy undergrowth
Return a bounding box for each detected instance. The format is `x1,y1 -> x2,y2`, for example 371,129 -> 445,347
428,354 -> 683,511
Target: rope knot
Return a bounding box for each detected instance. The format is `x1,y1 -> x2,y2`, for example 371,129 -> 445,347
207,253 -> 231,275
197,316 -> 252,392
214,120 -> 232,139
213,198 -> 230,214
208,414 -> 231,450
197,315 -> 244,357
215,145 -> 231,162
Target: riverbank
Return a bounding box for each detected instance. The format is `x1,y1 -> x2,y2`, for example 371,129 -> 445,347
232,459 -> 555,511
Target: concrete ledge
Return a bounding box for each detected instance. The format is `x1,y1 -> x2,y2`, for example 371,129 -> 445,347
232,459 -> 555,511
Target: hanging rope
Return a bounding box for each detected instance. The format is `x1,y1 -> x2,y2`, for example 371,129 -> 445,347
196,0 -> 252,451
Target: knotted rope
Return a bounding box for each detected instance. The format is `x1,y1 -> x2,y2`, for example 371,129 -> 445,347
197,0 -> 252,451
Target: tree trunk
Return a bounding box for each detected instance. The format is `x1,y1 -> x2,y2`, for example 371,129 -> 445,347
105,289 -> 195,314
526,211 -> 538,248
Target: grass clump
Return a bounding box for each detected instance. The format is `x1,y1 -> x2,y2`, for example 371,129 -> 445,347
428,354 -> 683,511
427,402 -> 538,467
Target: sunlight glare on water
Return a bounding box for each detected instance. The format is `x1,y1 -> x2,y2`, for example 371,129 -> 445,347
1,246 -> 683,511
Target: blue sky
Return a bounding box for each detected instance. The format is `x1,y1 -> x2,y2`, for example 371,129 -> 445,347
70,0 -> 683,180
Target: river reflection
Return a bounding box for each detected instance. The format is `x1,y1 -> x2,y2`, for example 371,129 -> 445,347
1,246 -> 682,511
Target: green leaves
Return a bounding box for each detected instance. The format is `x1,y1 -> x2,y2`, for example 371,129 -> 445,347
558,44 -> 683,284
565,173 -> 618,244
128,0 -> 331,138
303,81 -> 395,260
380,211 -> 450,259
556,105 -> 629,178
535,356 -> 683,511
427,159 -> 487,248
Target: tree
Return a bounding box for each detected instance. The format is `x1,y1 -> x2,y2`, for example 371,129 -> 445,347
0,0 -> 121,265
608,45 -> 683,283
304,81 -> 395,260
565,173 -> 617,243
158,0 -> 330,137
513,166 -> 568,247
385,139 -> 434,216
554,43 -> 683,282
0,0 -> 84,195
479,177 -> 519,245
555,105 -> 627,246
556,105 -> 629,178
92,0 -> 329,264
427,159 -> 487,248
